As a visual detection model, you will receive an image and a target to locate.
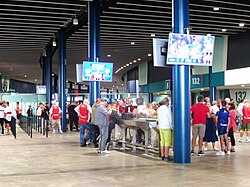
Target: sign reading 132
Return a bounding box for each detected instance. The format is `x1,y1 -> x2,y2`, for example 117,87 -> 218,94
235,91 -> 247,102
192,77 -> 200,85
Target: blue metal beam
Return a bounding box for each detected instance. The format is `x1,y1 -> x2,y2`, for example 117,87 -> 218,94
173,0 -> 191,163
45,44 -> 52,107
88,0 -> 101,106
58,27 -> 67,132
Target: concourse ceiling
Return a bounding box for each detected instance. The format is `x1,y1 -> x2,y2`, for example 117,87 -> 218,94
0,0 -> 250,89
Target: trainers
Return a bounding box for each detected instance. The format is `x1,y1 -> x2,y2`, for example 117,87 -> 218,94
198,150 -> 205,156
204,147 -> 208,151
238,138 -> 243,143
213,147 -> 219,151
166,156 -> 174,162
216,151 -> 225,156
100,150 -> 111,154
227,151 -> 231,155
246,137 -> 250,143
191,150 -> 195,156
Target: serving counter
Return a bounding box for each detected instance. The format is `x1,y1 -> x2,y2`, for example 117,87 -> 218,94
115,118 -> 159,154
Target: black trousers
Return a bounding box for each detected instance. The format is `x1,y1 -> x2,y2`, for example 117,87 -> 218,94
69,116 -> 78,131
228,127 -> 236,146
0,118 -> 4,134
92,124 -> 100,147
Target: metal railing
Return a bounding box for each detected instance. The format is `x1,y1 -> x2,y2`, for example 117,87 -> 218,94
19,115 -> 49,138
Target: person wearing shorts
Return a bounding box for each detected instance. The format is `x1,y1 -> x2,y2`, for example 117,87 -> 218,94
157,97 -> 173,162
190,95 -> 210,156
239,99 -> 250,143
216,100 -> 231,156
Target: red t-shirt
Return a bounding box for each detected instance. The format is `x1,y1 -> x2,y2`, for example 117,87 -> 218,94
243,105 -> 250,123
190,103 -> 209,125
229,110 -> 237,132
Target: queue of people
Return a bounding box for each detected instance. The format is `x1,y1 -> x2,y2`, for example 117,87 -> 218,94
190,95 -> 250,156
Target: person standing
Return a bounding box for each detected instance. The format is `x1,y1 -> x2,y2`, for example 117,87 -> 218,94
190,95 -> 210,156
4,101 -> 12,135
157,97 -> 173,161
91,98 -> 101,148
216,100 -> 231,156
68,102 -> 79,131
0,102 -> 5,135
15,102 -> 22,126
26,105 -> 33,126
49,101 -> 62,134
241,99 -> 250,143
94,98 -> 111,154
228,103 -> 237,152
75,99 -> 92,147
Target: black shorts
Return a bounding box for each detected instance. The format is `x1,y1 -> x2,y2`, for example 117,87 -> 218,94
17,114 -> 21,119
5,119 -> 11,124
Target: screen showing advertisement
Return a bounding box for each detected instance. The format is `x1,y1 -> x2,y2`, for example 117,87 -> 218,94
82,62 -> 113,82
166,33 -> 215,66
36,85 -> 46,94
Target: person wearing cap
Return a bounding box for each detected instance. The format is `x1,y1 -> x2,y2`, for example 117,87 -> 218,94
91,98 -> 101,148
94,98 -> 111,154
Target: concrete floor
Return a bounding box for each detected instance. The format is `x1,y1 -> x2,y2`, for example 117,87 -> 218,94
0,127 -> 249,187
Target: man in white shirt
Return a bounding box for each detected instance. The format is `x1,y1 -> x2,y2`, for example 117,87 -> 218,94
157,97 -> 173,161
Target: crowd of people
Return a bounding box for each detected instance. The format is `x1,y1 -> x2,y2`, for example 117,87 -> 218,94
190,95 -> 250,156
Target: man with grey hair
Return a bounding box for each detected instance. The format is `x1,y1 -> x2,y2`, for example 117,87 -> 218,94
94,98 -> 111,154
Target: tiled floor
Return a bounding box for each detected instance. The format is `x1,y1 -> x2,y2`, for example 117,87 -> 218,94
0,127 -> 249,187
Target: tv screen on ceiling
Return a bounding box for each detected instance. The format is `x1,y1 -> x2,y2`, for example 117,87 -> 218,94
36,85 -> 46,94
166,33 -> 215,66
82,61 -> 113,82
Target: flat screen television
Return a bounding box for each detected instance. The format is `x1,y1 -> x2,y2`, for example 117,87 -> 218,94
166,33 -> 215,66
82,61 -> 113,82
36,85 -> 46,94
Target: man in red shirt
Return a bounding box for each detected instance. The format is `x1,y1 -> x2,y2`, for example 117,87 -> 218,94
190,95 -> 210,156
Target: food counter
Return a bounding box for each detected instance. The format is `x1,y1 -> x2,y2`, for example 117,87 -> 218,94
115,118 -> 159,154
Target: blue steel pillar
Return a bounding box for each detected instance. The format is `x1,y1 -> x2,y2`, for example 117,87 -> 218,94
209,66 -> 216,102
58,27 -> 67,132
46,44 -> 52,106
173,0 -> 191,163
88,0 -> 100,106
42,56 -> 46,85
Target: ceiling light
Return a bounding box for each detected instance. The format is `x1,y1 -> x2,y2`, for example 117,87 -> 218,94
123,65 -> 126,68
52,34 -> 56,47
222,29 -> 227,32
138,58 -> 141,61
107,54 -> 111,57
241,85 -> 245,87
121,84 -> 124,86
239,23 -> 245,27
133,60 -> 137,63
126,64 -> 129,66
131,42 -> 135,45
129,62 -> 132,64
213,7 -> 220,11
121,67 -> 124,69
151,33 -> 155,37
52,73 -> 54,76
73,17 -> 78,25
35,79 -> 37,82
148,53 -> 152,57
24,75 -> 27,78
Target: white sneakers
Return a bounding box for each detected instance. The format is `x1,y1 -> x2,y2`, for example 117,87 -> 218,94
204,146 -> 218,151
216,151 -> 225,156
216,151 -> 230,156
238,138 -> 243,143
204,147 -> 208,151
100,150 -> 111,154
246,137 -> 250,143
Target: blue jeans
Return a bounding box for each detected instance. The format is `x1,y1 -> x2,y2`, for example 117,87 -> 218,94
79,123 -> 92,146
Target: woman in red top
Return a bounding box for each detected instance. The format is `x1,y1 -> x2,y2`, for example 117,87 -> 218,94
228,103 -> 237,152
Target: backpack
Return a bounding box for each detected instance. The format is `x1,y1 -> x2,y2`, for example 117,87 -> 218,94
52,106 -> 60,120
78,104 -> 89,124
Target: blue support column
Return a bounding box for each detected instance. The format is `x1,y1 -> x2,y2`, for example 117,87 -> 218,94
173,0 -> 191,163
58,27 -> 67,132
88,0 -> 100,106
209,66 -> 216,102
46,44 -> 52,106
42,56 -> 46,85
149,93 -> 154,103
